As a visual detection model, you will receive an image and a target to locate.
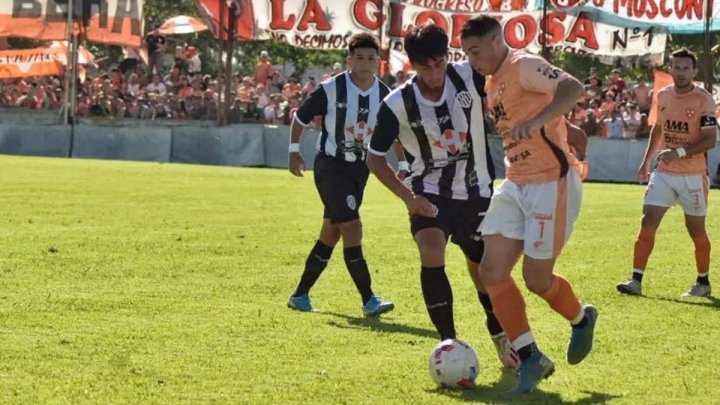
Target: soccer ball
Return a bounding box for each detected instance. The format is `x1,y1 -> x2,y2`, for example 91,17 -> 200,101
428,339 -> 480,389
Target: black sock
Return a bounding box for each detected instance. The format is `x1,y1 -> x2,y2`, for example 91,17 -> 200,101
344,246 -> 374,305
421,266 -> 456,340
517,342 -> 539,362
632,271 -> 644,283
697,274 -> 710,286
294,240 -> 333,297
478,292 -> 504,337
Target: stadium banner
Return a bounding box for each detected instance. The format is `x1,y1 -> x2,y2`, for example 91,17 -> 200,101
193,0 -> 255,40
235,0 -> 665,59
0,48 -> 63,79
0,0 -> 143,47
537,0 -> 720,33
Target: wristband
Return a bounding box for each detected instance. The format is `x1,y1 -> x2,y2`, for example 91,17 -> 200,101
288,143 -> 300,153
676,147 -> 687,158
398,161 -> 410,171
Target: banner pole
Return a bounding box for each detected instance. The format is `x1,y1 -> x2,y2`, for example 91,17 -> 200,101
225,1 -> 238,127
541,0 -> 550,61
62,0 -> 74,126
704,0 -> 714,92
217,0 -> 226,126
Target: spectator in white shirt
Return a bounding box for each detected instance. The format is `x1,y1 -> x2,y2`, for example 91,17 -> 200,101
622,103 -> 642,139
146,74 -> 167,95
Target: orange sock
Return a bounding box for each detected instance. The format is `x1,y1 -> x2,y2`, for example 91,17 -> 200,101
692,235 -> 711,274
540,274 -> 582,322
486,280 -> 530,342
633,227 -> 656,270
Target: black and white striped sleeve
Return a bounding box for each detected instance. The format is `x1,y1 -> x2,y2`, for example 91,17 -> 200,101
295,86 -> 327,126
369,102 -> 400,156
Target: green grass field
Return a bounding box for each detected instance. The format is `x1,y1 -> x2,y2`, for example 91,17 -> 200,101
1,155 -> 719,404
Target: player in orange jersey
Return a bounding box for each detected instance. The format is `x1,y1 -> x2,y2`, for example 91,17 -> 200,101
460,16 -> 598,393
617,48 -> 717,298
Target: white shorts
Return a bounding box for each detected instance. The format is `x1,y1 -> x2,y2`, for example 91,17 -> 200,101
481,168 -> 583,260
644,171 -> 709,216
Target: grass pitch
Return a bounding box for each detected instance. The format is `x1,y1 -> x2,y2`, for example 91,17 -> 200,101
1,155 -> 719,404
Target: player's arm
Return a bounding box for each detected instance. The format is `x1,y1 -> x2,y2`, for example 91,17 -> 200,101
511,59 -> 583,140
368,104 -> 435,218
638,112 -> 664,182
288,86 -> 328,177
391,140 -> 410,180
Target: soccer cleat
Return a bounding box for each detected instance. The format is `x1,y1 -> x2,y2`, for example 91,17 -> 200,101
681,283 -> 712,297
287,293 -> 316,312
491,333 -> 520,369
616,279 -> 642,296
567,304 -> 598,365
362,295 -> 395,317
511,351 -> 555,393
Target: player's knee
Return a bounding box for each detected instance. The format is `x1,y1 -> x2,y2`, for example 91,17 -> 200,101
685,220 -> 707,239
640,214 -> 662,230
418,243 -> 445,264
523,275 -> 552,295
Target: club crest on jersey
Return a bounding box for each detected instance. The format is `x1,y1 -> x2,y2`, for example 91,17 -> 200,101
686,108 -> 695,118
346,121 -> 373,141
433,129 -> 467,154
410,120 -> 423,129
346,195 -> 357,210
336,101 -> 347,109
456,91 -> 472,109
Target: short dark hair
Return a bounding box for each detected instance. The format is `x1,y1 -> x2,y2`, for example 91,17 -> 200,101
460,15 -> 501,40
404,23 -> 448,64
671,47 -> 697,69
348,33 -> 380,54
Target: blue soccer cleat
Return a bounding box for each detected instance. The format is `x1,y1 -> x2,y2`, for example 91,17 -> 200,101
287,293 -> 316,312
362,295 -> 395,317
567,304 -> 599,365
512,351 -> 555,393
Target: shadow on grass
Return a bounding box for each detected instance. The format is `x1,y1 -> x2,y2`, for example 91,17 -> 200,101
429,368 -> 621,404
640,295 -> 720,309
321,311 -> 438,339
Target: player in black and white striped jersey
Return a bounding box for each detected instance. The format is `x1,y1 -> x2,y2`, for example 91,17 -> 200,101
367,23 -> 519,368
287,33 -> 396,317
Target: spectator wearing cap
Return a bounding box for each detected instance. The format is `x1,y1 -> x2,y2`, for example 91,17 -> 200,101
255,50 -> 273,88
609,69 -> 627,93
187,46 -> 201,76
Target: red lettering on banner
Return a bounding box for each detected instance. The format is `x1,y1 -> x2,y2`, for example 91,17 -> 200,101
565,12 -> 599,49
449,14 -> 471,47
297,0 -> 332,31
504,14 -> 537,49
353,0 -> 384,30
269,0 -> 296,30
543,12 -> 567,45
613,0 -> 703,19
388,2 -> 407,36
416,11 -> 448,32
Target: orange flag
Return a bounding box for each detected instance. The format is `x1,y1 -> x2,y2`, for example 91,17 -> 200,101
0,48 -> 63,79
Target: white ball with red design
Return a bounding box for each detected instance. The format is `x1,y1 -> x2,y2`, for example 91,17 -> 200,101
428,339 -> 480,389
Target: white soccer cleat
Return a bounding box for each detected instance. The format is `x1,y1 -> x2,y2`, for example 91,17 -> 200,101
681,283 -> 711,297
616,279 -> 642,296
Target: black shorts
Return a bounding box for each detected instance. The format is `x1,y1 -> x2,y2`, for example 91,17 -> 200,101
410,193 -> 490,263
313,153 -> 370,224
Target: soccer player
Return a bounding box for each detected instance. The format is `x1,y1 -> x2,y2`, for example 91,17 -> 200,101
367,23 -> 519,369
617,48 -> 717,297
460,16 -> 598,392
286,33 -> 395,316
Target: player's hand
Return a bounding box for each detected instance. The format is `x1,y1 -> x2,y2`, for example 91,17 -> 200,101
505,117 -> 543,141
636,163 -> 650,183
396,170 -> 410,180
404,194 -> 438,218
657,149 -> 679,165
288,153 -> 305,177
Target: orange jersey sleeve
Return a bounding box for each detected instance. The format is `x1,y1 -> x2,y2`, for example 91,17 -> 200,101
486,50 -> 578,184
656,85 -> 716,176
